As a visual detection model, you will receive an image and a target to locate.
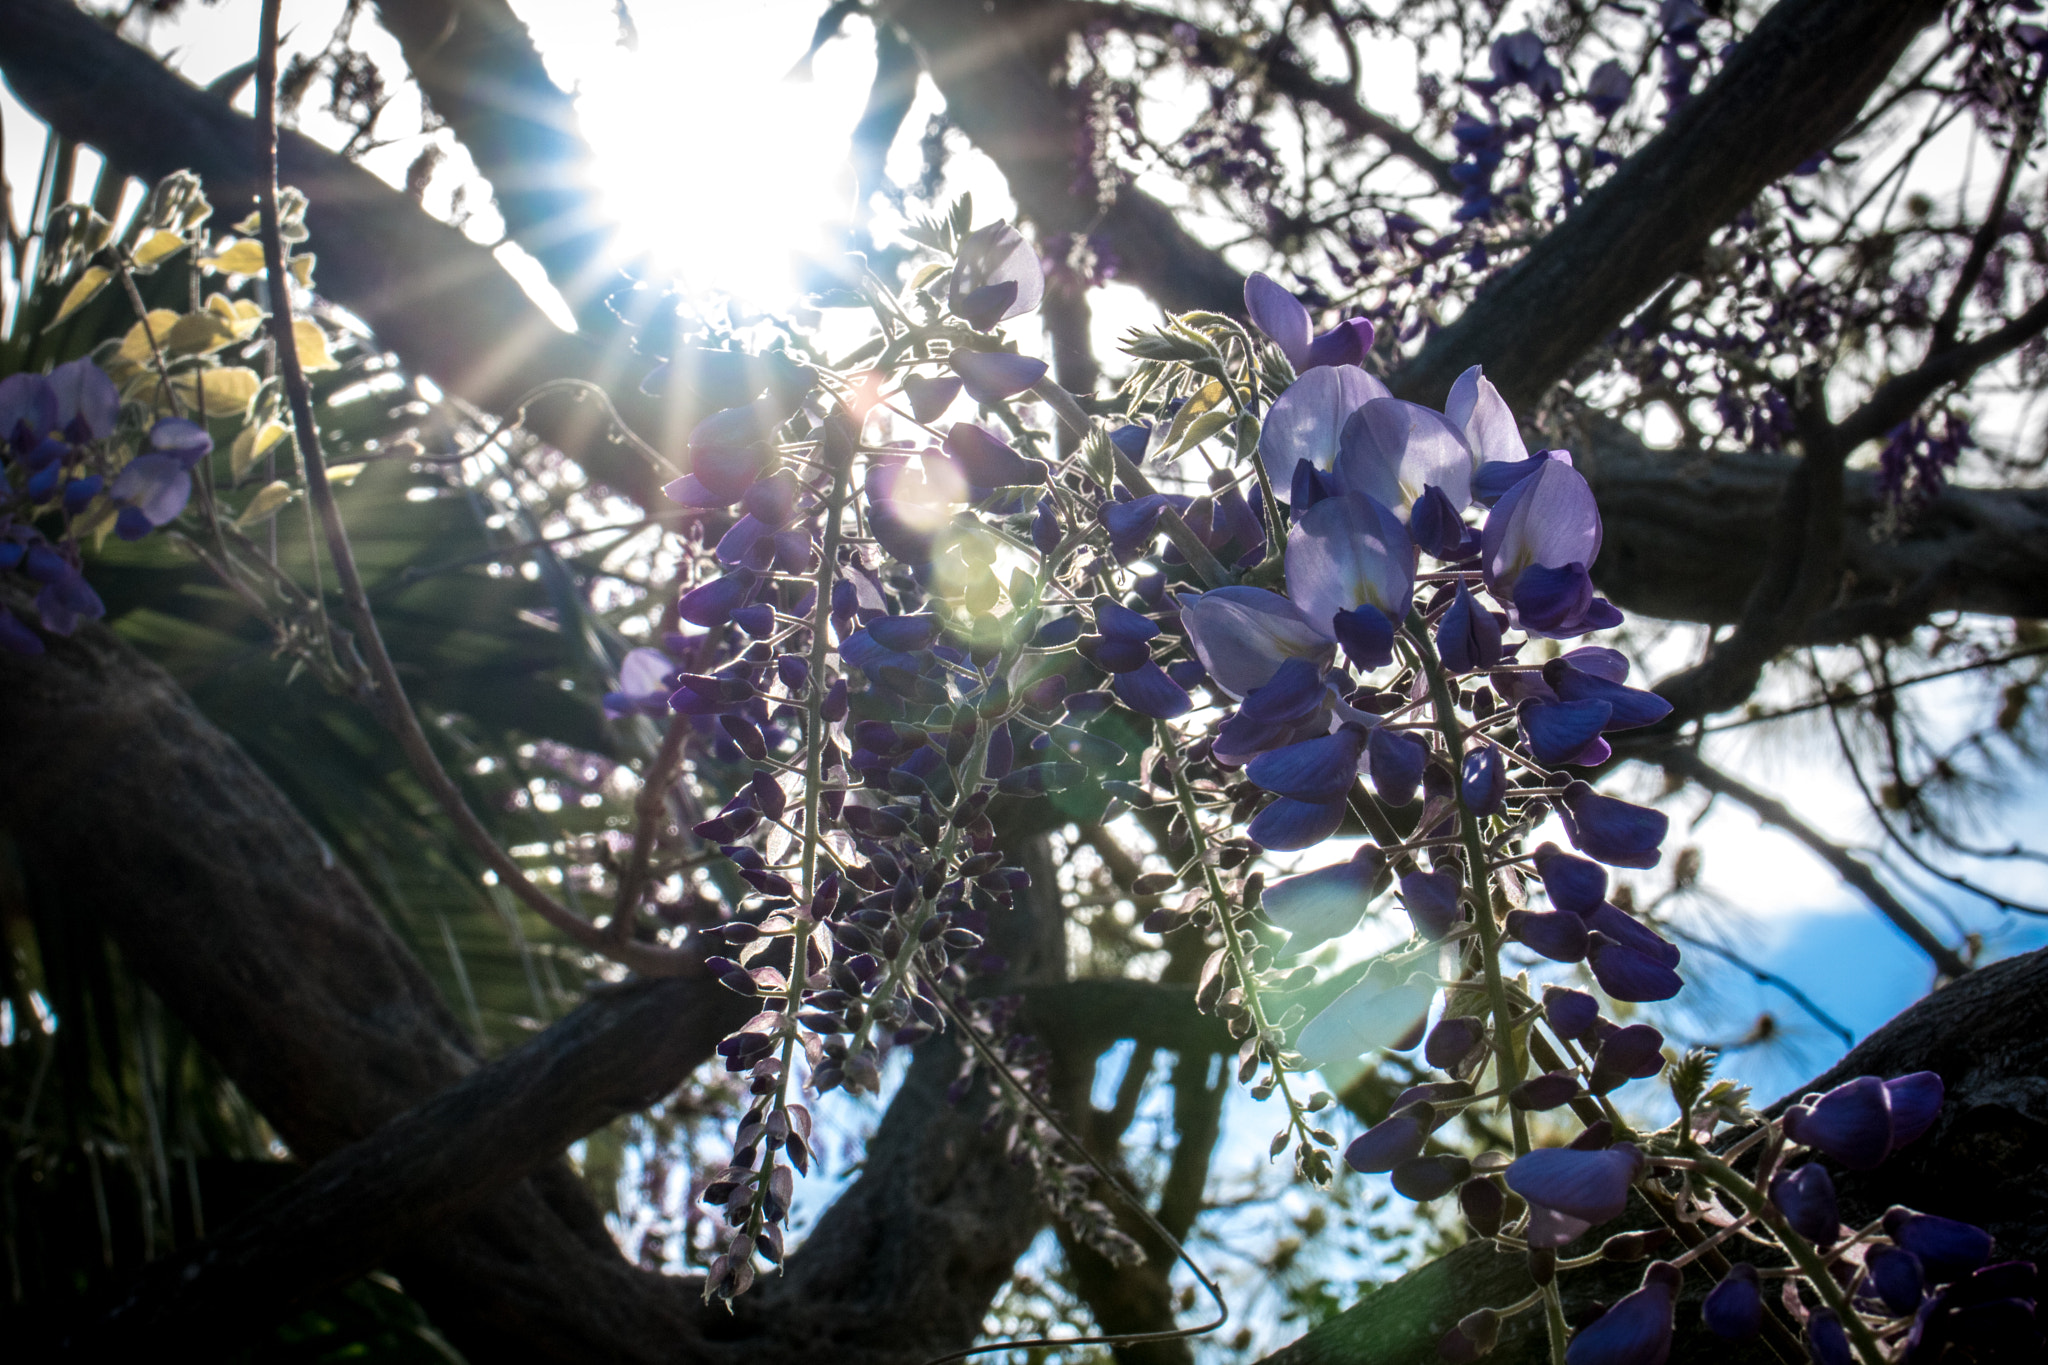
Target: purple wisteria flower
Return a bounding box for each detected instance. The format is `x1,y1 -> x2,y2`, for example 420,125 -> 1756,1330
949,221 -> 1045,330
1563,1262 -> 1679,1365
1245,272 -> 1376,374
1505,1142 -> 1646,1247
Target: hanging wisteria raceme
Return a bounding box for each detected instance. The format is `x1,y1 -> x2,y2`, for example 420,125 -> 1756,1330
9,181 -> 2028,1361
633,233 -> 2034,1363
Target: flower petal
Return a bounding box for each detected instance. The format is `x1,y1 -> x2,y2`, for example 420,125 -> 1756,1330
1259,365 -> 1389,493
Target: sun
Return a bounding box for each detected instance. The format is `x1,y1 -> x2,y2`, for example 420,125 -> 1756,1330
521,1 -> 881,304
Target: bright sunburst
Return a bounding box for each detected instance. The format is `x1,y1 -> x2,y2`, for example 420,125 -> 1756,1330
521,1 -> 881,303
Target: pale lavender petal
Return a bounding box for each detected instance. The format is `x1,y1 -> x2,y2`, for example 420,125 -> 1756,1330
1337,397 -> 1474,513
1482,457 -> 1603,592
1444,365 -> 1529,468
1245,271 -> 1313,370
109,453 -> 192,526
1258,365 -> 1391,493
950,350 -> 1049,403
1286,492 -> 1415,636
1178,586 -> 1334,697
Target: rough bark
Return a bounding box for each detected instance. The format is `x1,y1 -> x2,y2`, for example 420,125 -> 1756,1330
1258,947 -> 2048,1365
81,976 -> 748,1351
1390,0 -> 1950,410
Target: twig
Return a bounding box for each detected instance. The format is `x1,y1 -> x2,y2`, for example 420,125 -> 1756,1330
1653,746 -> 1972,979
253,0 -> 689,977
1660,924 -> 1856,1048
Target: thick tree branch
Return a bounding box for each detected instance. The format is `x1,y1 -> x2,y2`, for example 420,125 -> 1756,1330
883,0 -> 1246,315
1258,947 -> 2048,1365
367,0 -> 616,314
0,0 -> 684,512
1392,0 -> 1949,410
79,976 -> 747,1351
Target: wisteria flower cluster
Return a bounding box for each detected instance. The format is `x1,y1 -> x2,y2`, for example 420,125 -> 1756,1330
631,216 -> 2034,1360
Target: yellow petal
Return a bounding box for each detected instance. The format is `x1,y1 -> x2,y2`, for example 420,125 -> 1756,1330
51,266 -> 112,325
233,480 -> 297,529
132,230 -> 188,269
289,253 -> 315,288
200,239 -> 268,276
325,462 -> 366,485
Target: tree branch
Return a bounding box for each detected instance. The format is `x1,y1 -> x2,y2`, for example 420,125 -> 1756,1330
1258,946 -> 2048,1365
1392,0 -> 1949,410
367,0 -> 617,315
78,976 -> 747,1352
1652,745 -> 1972,980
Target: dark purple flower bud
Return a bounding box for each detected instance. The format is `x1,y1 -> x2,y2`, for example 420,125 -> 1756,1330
1589,1024 -> 1665,1094
1582,902 -> 1680,968
1544,660 -> 1673,731
1505,1142 -> 1645,1224
944,422 -> 1049,489
661,400 -> 787,507
1247,795 -> 1348,851
1545,985 -> 1600,1041
678,571 -> 757,628
1861,1245 -> 1926,1316
1515,562 -> 1615,635
1393,1154 -> 1472,1202
1344,1103 -> 1434,1173
822,678 -> 849,722
951,349 -> 1049,403
1094,594 -> 1161,642
1031,493 -> 1061,555
1588,934 -> 1683,1002
1534,845 -> 1607,915
62,474 -> 102,515
1108,422 -> 1152,462
743,468 -> 800,525
1702,1262 -> 1762,1340
1460,746 -> 1506,815
1112,661 -> 1193,719
1770,1164 -> 1839,1246
949,221 -> 1044,328
1558,782 -> 1669,869
1805,1309 -> 1852,1365
1401,870 -> 1463,940
1101,493 -> 1173,560
1247,726 -> 1368,802
1461,1178 -> 1505,1238
1884,1071 -> 1944,1148
870,613 -> 944,653
1333,603 -> 1397,671
1520,698 -> 1614,766
901,374 -> 963,423
1410,484 -> 1468,560
1301,317 -> 1377,372
1884,1210 -> 1995,1282
1511,1071 -> 1582,1112
732,603 -> 775,636
1783,1075 -> 1894,1171
1426,1015 -> 1488,1071
1436,582 -> 1503,673
1439,1309 -> 1498,1364
1507,909 -> 1590,963
1563,1262 -> 1679,1365
778,655 -> 810,692
1368,727 -> 1429,806
36,571 -> 104,634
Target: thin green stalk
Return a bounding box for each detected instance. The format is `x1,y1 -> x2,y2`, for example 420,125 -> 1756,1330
1688,1150 -> 1889,1365
1405,615 -> 1530,1156
1159,722 -> 1321,1168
